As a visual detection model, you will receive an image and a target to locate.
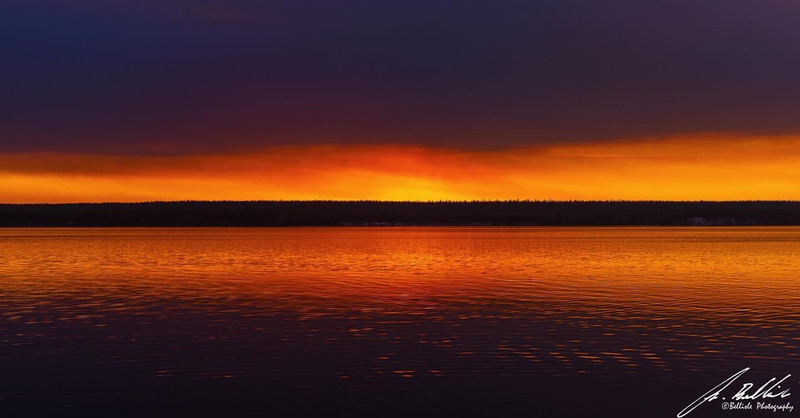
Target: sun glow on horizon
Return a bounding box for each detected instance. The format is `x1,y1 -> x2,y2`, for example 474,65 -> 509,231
2,134 -> 800,203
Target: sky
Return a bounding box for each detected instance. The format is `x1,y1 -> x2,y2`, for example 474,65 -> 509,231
2,0 -> 800,202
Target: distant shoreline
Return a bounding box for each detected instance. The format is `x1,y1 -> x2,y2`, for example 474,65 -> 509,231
1,201 -> 800,227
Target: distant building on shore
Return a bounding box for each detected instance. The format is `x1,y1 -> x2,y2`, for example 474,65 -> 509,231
686,217 -> 737,226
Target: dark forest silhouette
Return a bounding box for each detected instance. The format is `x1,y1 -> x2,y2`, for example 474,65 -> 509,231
1,200 -> 800,226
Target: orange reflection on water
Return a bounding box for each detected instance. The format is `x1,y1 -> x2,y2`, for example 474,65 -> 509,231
1,226 -> 799,389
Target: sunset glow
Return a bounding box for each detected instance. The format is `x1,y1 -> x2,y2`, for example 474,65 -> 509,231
2,134 -> 799,202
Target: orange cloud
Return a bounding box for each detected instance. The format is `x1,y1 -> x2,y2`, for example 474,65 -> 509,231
1,134 -> 800,202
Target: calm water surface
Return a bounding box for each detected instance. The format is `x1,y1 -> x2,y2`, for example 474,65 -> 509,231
1,227 -> 799,417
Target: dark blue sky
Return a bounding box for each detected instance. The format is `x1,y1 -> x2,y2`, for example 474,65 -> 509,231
3,0 -> 800,153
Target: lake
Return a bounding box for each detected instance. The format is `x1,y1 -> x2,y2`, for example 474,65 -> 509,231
2,227 -> 799,417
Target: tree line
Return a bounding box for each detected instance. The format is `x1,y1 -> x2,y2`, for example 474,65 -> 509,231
1,200 -> 799,226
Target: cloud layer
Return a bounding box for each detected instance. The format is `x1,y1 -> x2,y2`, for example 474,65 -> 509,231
3,0 -> 800,153
2,135 -> 799,202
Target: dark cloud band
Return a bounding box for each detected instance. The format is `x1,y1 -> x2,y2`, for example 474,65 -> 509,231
3,0 -> 800,153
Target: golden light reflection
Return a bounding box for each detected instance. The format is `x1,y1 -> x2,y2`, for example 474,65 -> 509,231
2,227 -> 800,378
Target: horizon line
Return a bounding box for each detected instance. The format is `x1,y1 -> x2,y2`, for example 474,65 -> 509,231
4,199 -> 800,205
